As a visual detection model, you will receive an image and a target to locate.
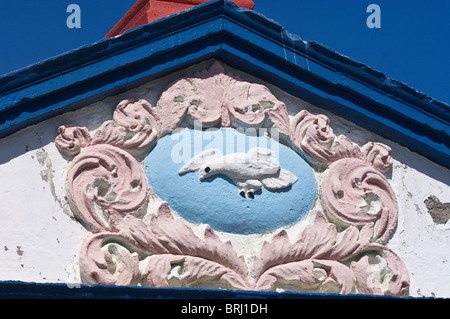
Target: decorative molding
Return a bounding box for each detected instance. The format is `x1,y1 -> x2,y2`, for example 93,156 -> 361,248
156,61 -> 290,133
56,62 -> 409,296
321,158 -> 397,243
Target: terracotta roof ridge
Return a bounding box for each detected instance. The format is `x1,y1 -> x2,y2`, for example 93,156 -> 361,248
105,0 -> 254,38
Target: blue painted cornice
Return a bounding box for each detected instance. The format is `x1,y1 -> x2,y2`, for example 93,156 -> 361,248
0,280 -> 404,299
0,0 -> 448,168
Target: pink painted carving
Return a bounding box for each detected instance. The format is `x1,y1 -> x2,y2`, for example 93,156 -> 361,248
66,144 -> 149,233
290,110 -> 336,163
253,211 -> 408,296
321,158 -> 398,243
351,246 -> 409,296
58,99 -> 161,155
113,99 -> 161,153
257,259 -> 356,294
91,99 -> 161,154
80,226 -> 141,286
289,110 -> 394,171
362,142 -> 393,172
79,203 -> 408,295
80,202 -> 249,289
55,61 -> 409,296
55,124 -> 92,155
157,61 -> 290,134
253,211 -> 370,293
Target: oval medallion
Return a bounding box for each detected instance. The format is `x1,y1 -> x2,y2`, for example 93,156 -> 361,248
144,128 -> 317,234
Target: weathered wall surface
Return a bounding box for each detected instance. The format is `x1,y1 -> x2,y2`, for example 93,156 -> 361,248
0,60 -> 448,297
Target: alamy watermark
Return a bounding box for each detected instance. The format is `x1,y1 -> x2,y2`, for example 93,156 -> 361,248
170,121 -> 281,165
66,4 -> 381,30
366,4 -> 381,29
66,4 -> 81,29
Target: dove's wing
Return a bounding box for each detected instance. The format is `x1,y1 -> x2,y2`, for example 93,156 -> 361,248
261,169 -> 298,190
247,148 -> 280,175
178,149 -> 222,175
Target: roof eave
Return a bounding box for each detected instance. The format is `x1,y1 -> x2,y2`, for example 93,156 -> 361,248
0,0 -> 448,168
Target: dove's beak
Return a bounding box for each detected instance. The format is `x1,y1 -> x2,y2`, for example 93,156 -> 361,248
199,171 -> 210,181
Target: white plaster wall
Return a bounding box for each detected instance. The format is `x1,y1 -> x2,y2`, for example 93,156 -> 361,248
389,158 -> 450,298
0,126 -> 87,284
0,60 -> 448,297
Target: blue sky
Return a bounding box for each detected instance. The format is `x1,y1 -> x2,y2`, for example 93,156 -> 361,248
0,0 -> 448,104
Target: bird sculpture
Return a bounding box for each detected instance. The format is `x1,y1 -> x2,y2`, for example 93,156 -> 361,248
178,148 -> 297,198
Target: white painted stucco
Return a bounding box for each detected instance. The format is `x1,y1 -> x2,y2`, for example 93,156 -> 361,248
0,60 -> 448,297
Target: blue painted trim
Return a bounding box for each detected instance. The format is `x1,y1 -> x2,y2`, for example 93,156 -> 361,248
0,280 -> 408,299
0,0 -> 448,169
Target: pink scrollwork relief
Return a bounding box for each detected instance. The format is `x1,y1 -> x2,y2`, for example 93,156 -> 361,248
55,124 -> 92,155
157,61 -> 290,134
362,142 -> 393,173
289,109 -> 394,171
56,61 -> 409,296
290,110 -> 337,163
321,158 -> 398,243
351,245 -> 410,296
90,99 -> 162,155
67,144 -> 149,233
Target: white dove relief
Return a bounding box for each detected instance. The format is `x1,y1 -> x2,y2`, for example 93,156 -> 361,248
178,148 -> 298,198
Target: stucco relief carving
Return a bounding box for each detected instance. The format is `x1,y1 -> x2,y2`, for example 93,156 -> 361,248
178,148 -> 298,198
55,61 -> 409,296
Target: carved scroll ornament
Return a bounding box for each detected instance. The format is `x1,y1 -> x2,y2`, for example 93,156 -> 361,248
56,61 -> 409,296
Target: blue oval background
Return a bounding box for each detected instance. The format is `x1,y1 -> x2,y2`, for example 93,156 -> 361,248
144,128 -> 317,234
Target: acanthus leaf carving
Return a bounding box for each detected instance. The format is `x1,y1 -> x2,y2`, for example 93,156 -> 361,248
255,259 -> 356,294
92,121 -> 127,147
253,211 -> 371,281
289,109 -> 364,164
80,202 -> 249,290
79,231 -> 141,286
148,202 -> 249,280
141,254 -> 186,288
253,210 -> 407,296
141,255 -> 249,290
113,99 -> 161,153
89,99 -> 161,154
156,61 -> 290,134
362,142 -> 393,173
290,110 -> 336,163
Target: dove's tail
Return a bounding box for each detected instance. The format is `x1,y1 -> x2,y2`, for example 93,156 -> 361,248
261,169 -> 298,190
